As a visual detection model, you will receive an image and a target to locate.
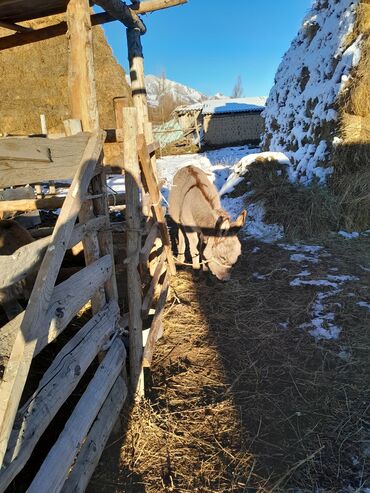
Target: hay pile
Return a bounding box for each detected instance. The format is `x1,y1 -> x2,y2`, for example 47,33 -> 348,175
261,0 -> 368,187
89,235 -> 370,492
331,1 -> 370,231
0,14 -> 131,134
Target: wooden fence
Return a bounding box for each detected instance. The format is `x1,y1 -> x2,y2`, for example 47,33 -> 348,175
0,113 -> 175,490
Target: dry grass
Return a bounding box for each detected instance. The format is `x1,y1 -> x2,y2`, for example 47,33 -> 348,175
330,0 -> 370,230
0,14 -> 131,135
228,161 -> 341,241
90,235 -> 370,493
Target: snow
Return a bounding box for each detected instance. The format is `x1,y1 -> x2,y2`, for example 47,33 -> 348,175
261,0 -> 362,183
143,74 -> 206,108
338,230 -> 360,239
357,301 -> 370,312
278,244 -> 322,254
290,253 -> 319,264
219,152 -> 290,196
202,98 -> 266,115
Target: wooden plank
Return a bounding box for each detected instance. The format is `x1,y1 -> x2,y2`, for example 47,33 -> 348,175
0,140 -> 51,162
137,133 -> 176,275
0,215 -> 106,289
0,133 -> 91,188
67,0 -> 99,132
140,221 -> 159,265
147,141 -> 160,155
0,302 -> 119,491
0,255 -> 113,371
0,192 -> 126,213
90,170 -> 119,304
142,251 -> 167,318
27,338 -> 126,493
143,271 -> 170,367
60,376 -> 126,493
122,107 -> 144,394
0,131 -> 105,466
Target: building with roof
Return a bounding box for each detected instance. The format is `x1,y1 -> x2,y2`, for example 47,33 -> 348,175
175,97 -> 267,148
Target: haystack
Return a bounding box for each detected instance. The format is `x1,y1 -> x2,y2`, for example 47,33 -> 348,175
262,0 -> 369,188
0,14 -> 131,135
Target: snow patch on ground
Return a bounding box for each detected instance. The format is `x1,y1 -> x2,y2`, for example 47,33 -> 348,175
357,301 -> 370,312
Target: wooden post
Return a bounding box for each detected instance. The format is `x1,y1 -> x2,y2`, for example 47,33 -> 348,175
66,0 -> 99,132
127,28 -> 148,134
114,96 -> 130,132
122,107 -> 144,396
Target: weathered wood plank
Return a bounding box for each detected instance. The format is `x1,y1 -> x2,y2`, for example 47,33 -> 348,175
142,251 -> 167,318
122,107 -> 144,394
0,131 -> 105,466
0,140 -> 51,162
137,133 -> 176,275
143,271 -> 170,367
67,0 -> 99,132
60,376 -> 127,493
0,255 -> 113,374
140,221 -> 159,265
0,192 -> 126,213
0,302 -> 119,491
0,133 -> 91,188
27,338 -> 126,493
0,215 -> 106,289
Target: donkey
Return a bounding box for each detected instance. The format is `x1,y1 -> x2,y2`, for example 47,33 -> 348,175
169,165 -> 246,281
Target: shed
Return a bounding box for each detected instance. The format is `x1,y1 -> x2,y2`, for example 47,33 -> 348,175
176,97 -> 267,148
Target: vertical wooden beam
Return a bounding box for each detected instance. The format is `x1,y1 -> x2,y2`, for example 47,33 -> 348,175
127,28 -> 148,134
122,107 -> 144,396
67,0 -> 99,131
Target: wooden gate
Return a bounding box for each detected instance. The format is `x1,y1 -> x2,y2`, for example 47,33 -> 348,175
0,130 -> 127,492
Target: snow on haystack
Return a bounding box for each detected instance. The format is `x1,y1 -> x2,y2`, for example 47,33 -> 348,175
261,0 -> 363,184
219,152 -> 291,196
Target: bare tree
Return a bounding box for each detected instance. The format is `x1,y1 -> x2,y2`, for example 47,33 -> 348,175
231,75 -> 244,98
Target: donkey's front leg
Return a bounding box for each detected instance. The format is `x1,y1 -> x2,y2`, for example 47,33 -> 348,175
187,231 -> 200,270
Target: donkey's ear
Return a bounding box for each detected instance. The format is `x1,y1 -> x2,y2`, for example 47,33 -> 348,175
231,210 -> 247,231
215,215 -> 230,236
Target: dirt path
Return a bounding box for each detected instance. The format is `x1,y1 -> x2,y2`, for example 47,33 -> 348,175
89,235 -> 370,493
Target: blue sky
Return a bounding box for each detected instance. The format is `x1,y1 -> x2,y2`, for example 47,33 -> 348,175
100,0 -> 312,97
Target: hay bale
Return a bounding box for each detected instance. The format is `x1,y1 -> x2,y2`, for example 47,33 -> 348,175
261,0 -> 369,185
0,14 -> 131,134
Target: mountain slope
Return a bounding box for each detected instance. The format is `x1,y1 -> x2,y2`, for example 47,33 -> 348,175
144,75 -> 207,107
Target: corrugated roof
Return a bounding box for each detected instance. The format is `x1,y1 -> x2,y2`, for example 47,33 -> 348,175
176,97 -> 267,116
153,118 -> 184,149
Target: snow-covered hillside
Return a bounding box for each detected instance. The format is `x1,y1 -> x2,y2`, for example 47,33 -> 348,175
262,0 -> 363,184
144,75 -> 208,108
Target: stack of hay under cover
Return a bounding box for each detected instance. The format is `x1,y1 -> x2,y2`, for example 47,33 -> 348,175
261,0 -> 369,185
0,14 -> 131,135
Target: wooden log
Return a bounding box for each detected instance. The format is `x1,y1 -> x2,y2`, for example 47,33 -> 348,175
0,21 -> 32,33
60,376 -> 127,493
0,192 -> 126,213
90,170 -> 119,304
94,0 -> 146,33
140,222 -> 159,265
129,0 -> 187,13
142,251 -> 166,318
27,338 -> 126,493
143,271 -> 170,367
0,302 -> 119,490
114,97 -> 131,132
137,133 -> 176,275
0,133 -> 91,188
0,214 -> 108,290
67,0 -> 99,132
0,131 -> 105,466
122,107 -> 144,394
0,2 -> 186,52
127,28 -> 149,135
0,255 -> 113,371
